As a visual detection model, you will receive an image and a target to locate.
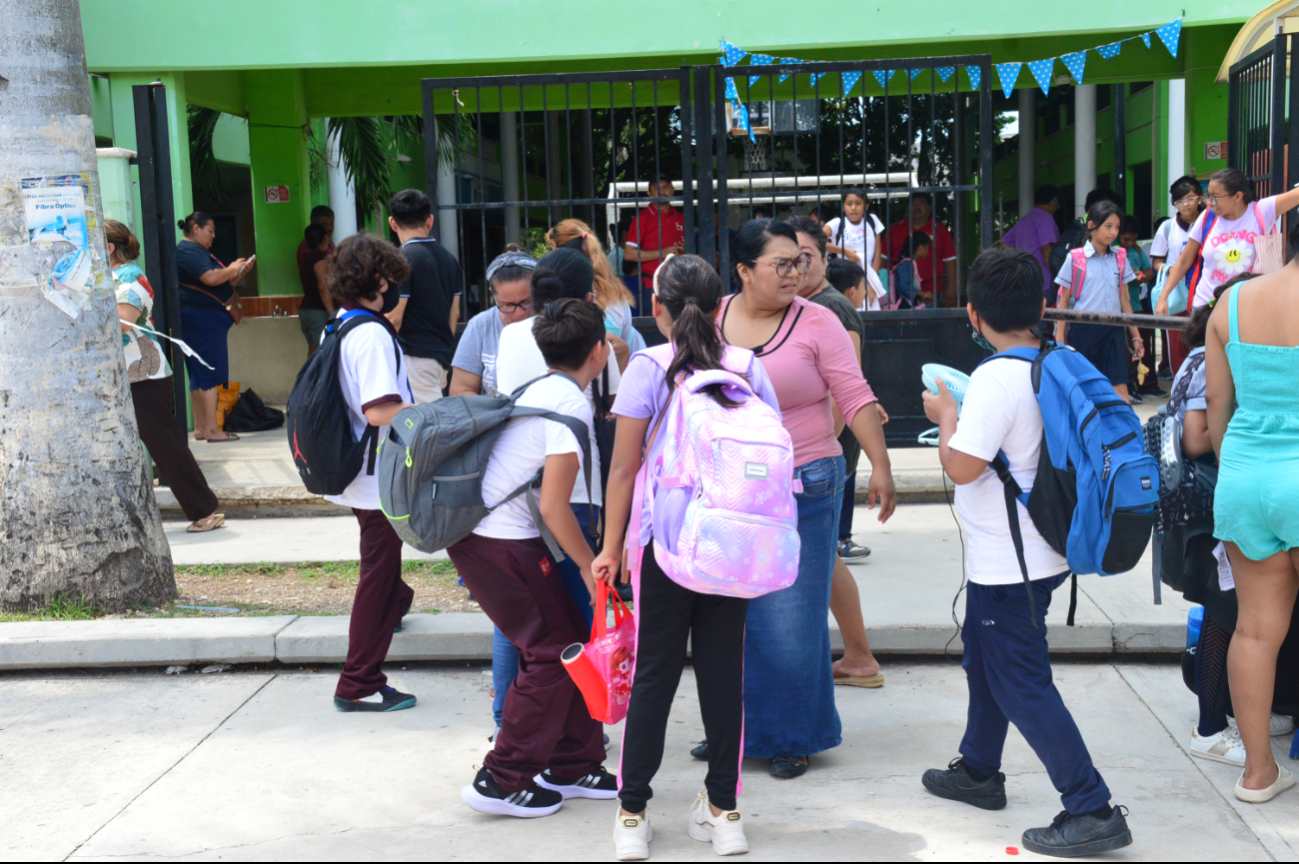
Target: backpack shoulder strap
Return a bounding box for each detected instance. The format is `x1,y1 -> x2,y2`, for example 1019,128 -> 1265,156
990,452 -> 1040,629
1069,246 -> 1088,302
1114,246 -> 1128,287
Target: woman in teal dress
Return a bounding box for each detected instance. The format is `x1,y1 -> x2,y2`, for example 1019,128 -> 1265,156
1206,244 -> 1299,804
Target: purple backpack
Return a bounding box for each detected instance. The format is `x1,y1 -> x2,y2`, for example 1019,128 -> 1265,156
627,345 -> 800,599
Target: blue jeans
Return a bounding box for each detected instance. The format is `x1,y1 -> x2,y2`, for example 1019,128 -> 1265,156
959,573 -> 1112,815
491,503 -> 600,724
743,455 -> 845,758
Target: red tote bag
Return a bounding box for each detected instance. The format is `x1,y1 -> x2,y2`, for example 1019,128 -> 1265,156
561,581 -> 636,724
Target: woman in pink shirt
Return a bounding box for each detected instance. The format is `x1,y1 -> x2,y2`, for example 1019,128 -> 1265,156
699,219 -> 897,779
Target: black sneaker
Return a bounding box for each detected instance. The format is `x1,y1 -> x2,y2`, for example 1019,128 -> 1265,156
691,740 -> 711,761
333,685 -> 416,713
1022,806 -> 1132,858
838,540 -> 872,561
921,758 -> 1007,810
534,766 -> 619,799
461,767 -> 563,818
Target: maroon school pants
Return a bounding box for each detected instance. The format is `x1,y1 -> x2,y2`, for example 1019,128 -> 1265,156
335,508 -> 414,700
448,532 -> 604,793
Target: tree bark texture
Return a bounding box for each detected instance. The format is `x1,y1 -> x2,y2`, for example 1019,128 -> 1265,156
0,0 -> 174,612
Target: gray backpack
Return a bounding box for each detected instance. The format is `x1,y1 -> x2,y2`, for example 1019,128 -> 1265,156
377,373 -> 596,557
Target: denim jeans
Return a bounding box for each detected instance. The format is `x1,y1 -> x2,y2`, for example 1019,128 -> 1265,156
490,503 -> 600,724
743,455 -> 846,758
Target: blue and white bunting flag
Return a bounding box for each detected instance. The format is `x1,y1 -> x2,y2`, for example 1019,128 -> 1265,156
1096,42 -> 1122,60
965,65 -> 981,91
809,71 -> 826,89
1060,51 -> 1086,84
841,70 -> 863,96
1141,33 -> 1151,49
725,77 -> 738,101
777,58 -> 800,84
1027,58 -> 1054,95
995,62 -> 1022,97
748,54 -> 775,87
908,68 -> 925,80
732,100 -> 753,141
1156,18 -> 1182,58
872,68 -> 898,89
720,41 -> 748,66
936,66 -> 955,83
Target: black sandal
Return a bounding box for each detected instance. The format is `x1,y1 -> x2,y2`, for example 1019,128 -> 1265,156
769,756 -> 809,779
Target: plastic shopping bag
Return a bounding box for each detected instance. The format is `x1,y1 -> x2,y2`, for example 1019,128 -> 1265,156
561,581 -> 635,724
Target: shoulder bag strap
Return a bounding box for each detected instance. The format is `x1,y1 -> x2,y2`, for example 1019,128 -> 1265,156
179,281 -> 238,311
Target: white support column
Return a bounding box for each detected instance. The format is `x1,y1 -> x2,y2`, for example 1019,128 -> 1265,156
325,123 -> 357,242
1167,78 -> 1186,217
1018,88 -> 1037,216
501,111 -> 521,245
1074,84 -> 1097,218
437,158 -> 459,261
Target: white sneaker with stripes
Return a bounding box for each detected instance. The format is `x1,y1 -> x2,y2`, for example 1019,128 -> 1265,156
687,789 -> 749,856
535,766 -> 619,799
461,767 -> 563,817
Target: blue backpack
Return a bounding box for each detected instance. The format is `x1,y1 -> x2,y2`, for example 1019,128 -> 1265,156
985,341 -> 1160,626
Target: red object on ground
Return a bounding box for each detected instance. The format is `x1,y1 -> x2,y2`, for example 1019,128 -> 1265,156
1006,847 -> 1019,855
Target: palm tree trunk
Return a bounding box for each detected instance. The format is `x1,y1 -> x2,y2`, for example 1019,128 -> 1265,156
0,0 -> 174,612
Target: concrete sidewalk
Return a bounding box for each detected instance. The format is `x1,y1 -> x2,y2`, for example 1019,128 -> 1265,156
0,504 -> 1191,671
4,662 -> 1296,861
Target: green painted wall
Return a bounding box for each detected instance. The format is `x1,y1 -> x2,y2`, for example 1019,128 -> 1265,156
245,70 -> 312,296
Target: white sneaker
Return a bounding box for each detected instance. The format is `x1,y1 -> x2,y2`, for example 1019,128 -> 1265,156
1190,725 -> 1247,766
687,789 -> 749,856
614,810 -> 652,861
1226,714 -> 1297,738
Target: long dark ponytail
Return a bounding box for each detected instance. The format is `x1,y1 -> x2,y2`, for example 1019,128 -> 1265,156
655,254 -> 741,407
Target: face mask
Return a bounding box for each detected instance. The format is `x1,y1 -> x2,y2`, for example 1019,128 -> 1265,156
971,323 -> 995,353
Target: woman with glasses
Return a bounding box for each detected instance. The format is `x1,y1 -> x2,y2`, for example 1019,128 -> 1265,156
1151,177 -> 1206,376
448,245 -> 536,398
690,219 -> 897,780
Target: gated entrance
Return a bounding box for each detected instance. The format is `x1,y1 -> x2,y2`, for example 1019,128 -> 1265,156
1228,31 -> 1299,216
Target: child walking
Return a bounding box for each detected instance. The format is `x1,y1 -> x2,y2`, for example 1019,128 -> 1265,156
921,248 -> 1132,858
449,297 -> 618,818
593,255 -> 781,860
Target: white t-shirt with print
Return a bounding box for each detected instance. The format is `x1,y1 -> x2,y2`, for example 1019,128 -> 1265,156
824,216 -> 877,269
1189,196 -> 1279,307
476,374 -> 593,540
495,317 -> 619,506
323,313 -> 412,512
947,357 -> 1069,585
1149,216 -> 1193,263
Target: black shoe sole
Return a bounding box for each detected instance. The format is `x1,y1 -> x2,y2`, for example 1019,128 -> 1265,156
333,695 -> 416,713
921,775 -> 1007,811
1021,830 -> 1132,858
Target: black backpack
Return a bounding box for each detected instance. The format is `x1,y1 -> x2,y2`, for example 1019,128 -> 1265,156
286,311 -> 399,495
223,387 -> 284,433
1047,218 -> 1086,279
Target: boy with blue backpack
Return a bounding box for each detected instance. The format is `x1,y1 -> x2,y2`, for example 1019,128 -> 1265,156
920,248 -> 1150,858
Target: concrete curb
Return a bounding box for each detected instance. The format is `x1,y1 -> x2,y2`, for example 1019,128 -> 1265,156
0,614 -> 1184,671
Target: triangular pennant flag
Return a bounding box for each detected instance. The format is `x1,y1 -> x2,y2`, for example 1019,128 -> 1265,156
1027,58 -> 1054,96
748,54 -> 774,87
732,100 -> 753,142
778,58 -> 800,84
936,66 -> 955,83
725,77 -> 738,101
1096,42 -> 1121,60
1141,33 -> 1151,48
720,41 -> 748,67
965,65 -> 981,91
809,71 -> 826,89
841,70 -> 863,96
995,62 -> 1022,98
872,68 -> 898,89
908,68 -> 925,80
1156,18 -> 1183,58
1060,51 -> 1086,84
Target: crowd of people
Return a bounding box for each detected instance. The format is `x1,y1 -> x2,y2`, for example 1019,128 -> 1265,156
100,168 -> 1299,860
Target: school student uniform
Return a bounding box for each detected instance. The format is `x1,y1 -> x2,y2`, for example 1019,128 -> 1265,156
1053,242 -> 1137,387
324,307 -> 415,703
947,357 -> 1111,816
446,374 -> 605,794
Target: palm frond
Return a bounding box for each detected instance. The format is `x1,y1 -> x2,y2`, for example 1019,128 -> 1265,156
187,105 -> 224,204
327,116 -> 391,214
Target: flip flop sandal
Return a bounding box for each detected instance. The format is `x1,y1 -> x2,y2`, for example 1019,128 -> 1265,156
205,433 -> 241,443
187,513 -> 226,533
835,673 -> 885,688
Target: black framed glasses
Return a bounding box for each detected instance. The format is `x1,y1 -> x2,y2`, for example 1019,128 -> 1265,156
759,255 -> 812,277
494,297 -> 533,314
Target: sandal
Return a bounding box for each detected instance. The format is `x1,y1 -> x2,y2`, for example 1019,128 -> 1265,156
187,513 -> 226,533
205,433 -> 240,443
835,672 -> 885,688
769,756 -> 808,779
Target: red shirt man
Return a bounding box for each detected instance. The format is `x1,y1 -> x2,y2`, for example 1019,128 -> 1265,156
888,193 -> 957,303
624,177 -> 684,280
296,206 -> 336,267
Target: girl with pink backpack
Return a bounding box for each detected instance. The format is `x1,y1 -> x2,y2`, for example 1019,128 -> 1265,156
593,254 -> 788,860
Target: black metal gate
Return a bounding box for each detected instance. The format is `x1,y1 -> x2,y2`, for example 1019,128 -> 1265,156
1229,32 -> 1299,212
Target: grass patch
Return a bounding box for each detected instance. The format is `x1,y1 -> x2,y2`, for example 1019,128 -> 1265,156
0,594 -> 102,623
176,560 -> 458,582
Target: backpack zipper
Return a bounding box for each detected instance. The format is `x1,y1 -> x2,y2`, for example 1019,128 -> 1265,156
1100,431 -> 1136,483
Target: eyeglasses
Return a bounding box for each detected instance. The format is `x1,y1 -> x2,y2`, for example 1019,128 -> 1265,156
758,255 -> 812,277
1173,195 -> 1201,208
1205,193 -> 1236,205
495,298 -> 533,314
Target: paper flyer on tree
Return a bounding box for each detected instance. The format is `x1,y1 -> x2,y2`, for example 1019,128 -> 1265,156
20,173 -> 104,318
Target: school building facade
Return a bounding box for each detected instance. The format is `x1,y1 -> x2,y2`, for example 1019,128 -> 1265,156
78,0 -> 1283,397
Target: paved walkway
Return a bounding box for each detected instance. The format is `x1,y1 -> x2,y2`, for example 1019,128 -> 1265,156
4,662 -> 1296,861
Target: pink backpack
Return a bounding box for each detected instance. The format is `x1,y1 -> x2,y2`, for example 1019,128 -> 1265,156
1065,245 -> 1128,305
627,345 -> 800,599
